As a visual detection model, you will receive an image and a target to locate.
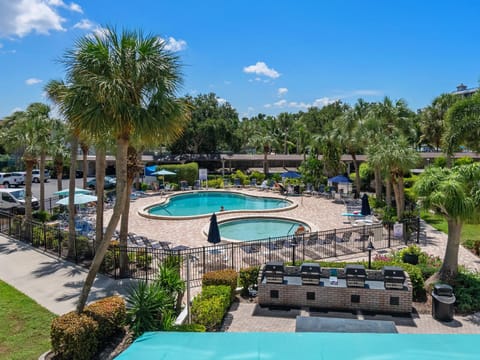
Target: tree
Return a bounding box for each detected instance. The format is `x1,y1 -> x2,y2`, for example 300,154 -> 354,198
414,164 -> 480,281
248,115 -> 280,175
368,137 -> 420,219
53,27 -> 188,313
49,119 -> 70,192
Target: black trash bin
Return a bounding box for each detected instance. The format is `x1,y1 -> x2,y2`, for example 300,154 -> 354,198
432,284 -> 456,322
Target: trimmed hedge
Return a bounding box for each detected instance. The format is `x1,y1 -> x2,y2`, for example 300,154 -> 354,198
191,295 -> 226,331
84,296 -> 126,345
51,312 -> 99,360
239,266 -> 260,295
171,323 -> 206,332
202,269 -> 238,300
201,285 -> 232,312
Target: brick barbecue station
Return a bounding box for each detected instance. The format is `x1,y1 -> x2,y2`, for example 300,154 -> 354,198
257,262 -> 412,314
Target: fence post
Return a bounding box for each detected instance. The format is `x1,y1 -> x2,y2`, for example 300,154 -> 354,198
145,245 -> 148,283
43,223 -> 47,251
333,229 -> 337,257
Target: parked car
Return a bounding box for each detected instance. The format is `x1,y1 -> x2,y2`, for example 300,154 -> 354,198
11,172 -> 26,186
0,188 -> 40,213
0,172 -> 24,188
86,176 -> 116,190
32,169 -> 50,183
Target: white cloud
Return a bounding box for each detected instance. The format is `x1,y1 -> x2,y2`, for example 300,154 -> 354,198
47,0 -> 83,13
277,87 -> 288,97
216,97 -> 227,105
159,36 -> 187,52
243,61 -> 280,79
25,77 -> 42,85
0,0 -> 66,37
73,19 -> 94,30
264,96 -> 337,110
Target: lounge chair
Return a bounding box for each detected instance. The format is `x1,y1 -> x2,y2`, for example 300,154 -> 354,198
338,231 -> 352,243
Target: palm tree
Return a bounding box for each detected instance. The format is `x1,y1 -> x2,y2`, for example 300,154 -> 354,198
55,27 -> 188,313
369,137 -> 420,219
414,164 -> 480,281
248,115 -> 279,175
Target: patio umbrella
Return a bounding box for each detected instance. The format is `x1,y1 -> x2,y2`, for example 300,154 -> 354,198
56,193 -> 98,206
281,171 -> 301,179
207,213 -> 221,245
328,175 -> 352,183
361,193 -> 371,216
53,187 -> 91,197
152,169 -> 176,176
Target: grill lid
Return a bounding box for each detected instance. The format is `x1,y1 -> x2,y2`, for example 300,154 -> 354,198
345,264 -> 366,276
264,261 -> 284,272
382,266 -> 406,278
300,263 -> 321,274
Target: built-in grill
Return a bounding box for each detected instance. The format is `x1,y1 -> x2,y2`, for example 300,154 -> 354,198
300,263 -> 321,285
264,261 -> 285,284
345,264 -> 366,288
383,266 -> 406,290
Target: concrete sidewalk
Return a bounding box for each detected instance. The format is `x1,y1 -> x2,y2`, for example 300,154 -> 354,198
0,234 -> 135,315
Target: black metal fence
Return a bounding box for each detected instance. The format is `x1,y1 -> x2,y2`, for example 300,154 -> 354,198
0,209 -> 420,286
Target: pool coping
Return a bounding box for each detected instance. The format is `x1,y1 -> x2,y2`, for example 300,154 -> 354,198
138,189 -> 298,220
202,214 -> 318,242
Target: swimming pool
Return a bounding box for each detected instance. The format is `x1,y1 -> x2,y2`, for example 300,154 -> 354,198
142,191 -> 294,218
216,217 -> 309,241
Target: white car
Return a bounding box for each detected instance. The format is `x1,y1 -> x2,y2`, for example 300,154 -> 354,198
32,169 -> 50,183
0,172 -> 24,188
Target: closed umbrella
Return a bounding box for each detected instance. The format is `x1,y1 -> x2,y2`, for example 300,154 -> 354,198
56,194 -> 98,205
207,213 -> 221,245
361,193 -> 371,216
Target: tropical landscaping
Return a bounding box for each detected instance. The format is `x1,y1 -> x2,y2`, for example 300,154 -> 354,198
2,23 -> 480,358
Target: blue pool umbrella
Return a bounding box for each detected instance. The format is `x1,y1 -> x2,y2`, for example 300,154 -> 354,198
281,171 -> 301,179
207,213 -> 221,245
328,175 -> 351,183
144,165 -> 158,176
56,194 -> 98,205
53,187 -> 91,197
361,193 -> 371,216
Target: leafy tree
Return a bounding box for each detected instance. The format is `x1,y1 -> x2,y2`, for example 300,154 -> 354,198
414,164 -> 480,281
247,115 -> 280,175
168,93 -> 240,154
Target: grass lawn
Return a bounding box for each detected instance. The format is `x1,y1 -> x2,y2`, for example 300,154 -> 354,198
0,280 -> 55,360
421,210 -> 480,243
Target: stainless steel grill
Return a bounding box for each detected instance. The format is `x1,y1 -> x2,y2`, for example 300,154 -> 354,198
300,263 -> 321,285
345,264 -> 366,288
264,261 -> 284,284
382,266 -> 406,290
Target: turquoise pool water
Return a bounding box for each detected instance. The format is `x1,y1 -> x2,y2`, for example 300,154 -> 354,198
218,217 -> 308,241
147,191 -> 291,217
116,332 -> 480,360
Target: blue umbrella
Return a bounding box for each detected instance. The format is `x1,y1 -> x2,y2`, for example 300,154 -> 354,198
207,213 -> 221,244
328,175 -> 352,183
361,193 -> 371,216
53,187 -> 92,196
281,171 -> 301,179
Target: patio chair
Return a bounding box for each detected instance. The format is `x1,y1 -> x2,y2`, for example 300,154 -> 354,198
323,233 -> 337,244
234,178 -> 242,188
303,183 -> 313,196
338,231 -> 352,243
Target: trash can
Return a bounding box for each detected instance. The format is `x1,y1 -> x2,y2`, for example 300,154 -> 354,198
432,284 -> 456,322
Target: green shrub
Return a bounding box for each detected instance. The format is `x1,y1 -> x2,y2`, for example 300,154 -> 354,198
202,269 -> 238,299
463,238 -> 480,256
84,296 -> 126,345
51,312 -> 99,360
126,281 -> 173,338
201,285 -> 232,312
33,210 -> 50,222
191,295 -> 225,331
239,266 -> 260,295
141,183 -> 148,191
170,323 -> 206,332
453,270 -> 480,313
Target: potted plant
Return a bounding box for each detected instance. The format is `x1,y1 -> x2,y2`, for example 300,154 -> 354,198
400,244 -> 422,265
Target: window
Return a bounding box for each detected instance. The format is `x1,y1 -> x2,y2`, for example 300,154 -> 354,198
2,193 -> 15,203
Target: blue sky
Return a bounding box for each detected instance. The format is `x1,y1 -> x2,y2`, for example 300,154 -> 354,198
1,0 -> 480,119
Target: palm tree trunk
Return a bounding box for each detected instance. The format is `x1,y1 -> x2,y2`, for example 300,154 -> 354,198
54,157 -> 63,192
119,178 -> 134,277
440,220 -> 462,281
94,147 -> 106,251
77,137 -> 129,313
374,165 -> 382,200
263,145 -> 269,175
81,145 -> 88,188
392,176 -> 402,219
351,153 -> 360,198
24,159 -> 35,241
385,177 -> 392,207
68,136 -> 79,259
39,150 -> 46,212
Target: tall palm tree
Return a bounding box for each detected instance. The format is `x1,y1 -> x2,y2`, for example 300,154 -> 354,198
248,116 -> 279,175
49,119 -> 70,192
414,164 -> 480,281
56,27 -> 188,313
